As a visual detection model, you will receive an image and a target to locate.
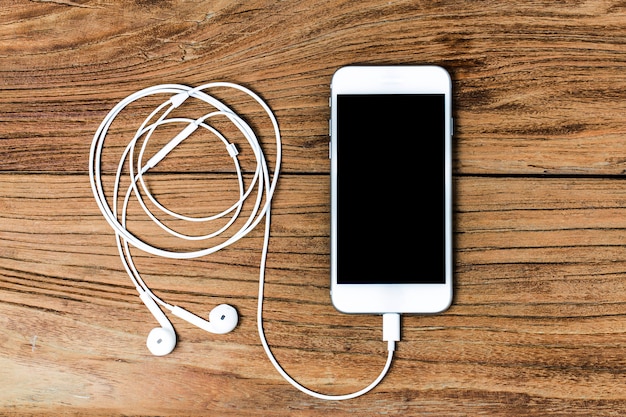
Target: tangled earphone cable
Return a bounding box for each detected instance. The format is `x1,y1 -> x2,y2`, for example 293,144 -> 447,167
89,82 -> 396,400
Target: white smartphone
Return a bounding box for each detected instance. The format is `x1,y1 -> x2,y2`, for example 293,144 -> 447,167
330,65 -> 453,314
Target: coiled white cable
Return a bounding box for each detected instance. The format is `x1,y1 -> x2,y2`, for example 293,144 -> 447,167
90,83 -> 276,259
88,83 -> 395,400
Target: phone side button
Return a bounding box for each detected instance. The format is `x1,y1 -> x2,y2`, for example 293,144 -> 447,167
451,117 -> 454,136
329,141 -> 332,159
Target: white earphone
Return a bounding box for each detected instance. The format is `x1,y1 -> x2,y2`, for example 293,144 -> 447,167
90,82 -> 397,400
89,82 -> 280,356
139,291 -> 177,356
139,289 -> 238,356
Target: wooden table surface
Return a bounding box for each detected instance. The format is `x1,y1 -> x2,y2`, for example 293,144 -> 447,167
2,1 -> 626,415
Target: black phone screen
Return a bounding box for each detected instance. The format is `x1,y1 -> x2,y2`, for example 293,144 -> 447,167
336,94 -> 447,284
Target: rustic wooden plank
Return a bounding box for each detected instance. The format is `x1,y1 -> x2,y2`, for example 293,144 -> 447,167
2,173 -> 626,415
2,1 -> 626,175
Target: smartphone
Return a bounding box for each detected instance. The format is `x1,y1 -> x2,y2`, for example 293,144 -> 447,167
329,65 -> 453,314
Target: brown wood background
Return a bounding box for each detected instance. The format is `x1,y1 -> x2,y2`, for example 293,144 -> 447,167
2,0 -> 626,415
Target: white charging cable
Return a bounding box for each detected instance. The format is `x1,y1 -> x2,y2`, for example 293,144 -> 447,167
89,82 -> 397,400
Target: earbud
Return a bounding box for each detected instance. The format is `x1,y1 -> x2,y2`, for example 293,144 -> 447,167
146,326 -> 176,356
208,304 -> 239,334
138,291 -> 238,356
139,291 -> 177,356
171,304 -> 238,335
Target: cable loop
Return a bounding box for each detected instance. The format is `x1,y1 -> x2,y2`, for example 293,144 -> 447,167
89,83 -> 281,259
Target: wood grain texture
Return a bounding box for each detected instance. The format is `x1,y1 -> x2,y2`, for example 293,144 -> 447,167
2,0 -> 626,415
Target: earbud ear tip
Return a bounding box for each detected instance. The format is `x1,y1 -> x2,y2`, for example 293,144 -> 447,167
146,327 -> 176,356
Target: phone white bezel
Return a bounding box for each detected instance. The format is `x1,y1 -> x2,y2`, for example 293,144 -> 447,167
330,65 -> 453,314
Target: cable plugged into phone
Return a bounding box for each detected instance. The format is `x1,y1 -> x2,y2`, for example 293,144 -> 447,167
383,313 -> 401,350
257,297 -> 401,400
